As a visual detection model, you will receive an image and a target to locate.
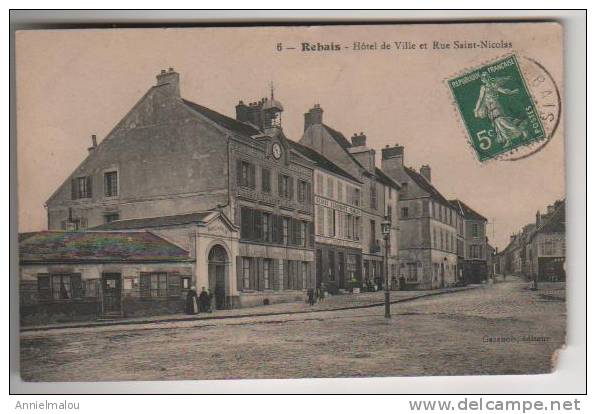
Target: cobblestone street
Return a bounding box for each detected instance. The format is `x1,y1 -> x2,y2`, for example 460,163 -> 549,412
20,277 -> 566,381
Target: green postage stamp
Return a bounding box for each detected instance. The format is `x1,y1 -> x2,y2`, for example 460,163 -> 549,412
448,54 -> 546,162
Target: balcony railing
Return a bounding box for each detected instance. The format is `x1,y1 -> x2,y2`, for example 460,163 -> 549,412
370,240 -> 381,254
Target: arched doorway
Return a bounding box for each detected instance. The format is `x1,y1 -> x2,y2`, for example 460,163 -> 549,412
208,244 -> 229,310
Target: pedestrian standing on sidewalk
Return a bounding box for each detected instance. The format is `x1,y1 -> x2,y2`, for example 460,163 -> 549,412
307,288 -> 315,306
199,286 -> 210,313
318,283 -> 325,301
185,286 -> 199,315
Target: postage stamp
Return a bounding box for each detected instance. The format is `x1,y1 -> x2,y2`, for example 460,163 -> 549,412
448,54 -> 547,162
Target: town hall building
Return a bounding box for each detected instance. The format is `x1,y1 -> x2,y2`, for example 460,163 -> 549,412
22,69 -> 316,323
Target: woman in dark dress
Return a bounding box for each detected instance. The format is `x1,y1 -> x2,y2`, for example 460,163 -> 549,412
198,286 -> 210,313
185,287 -> 199,315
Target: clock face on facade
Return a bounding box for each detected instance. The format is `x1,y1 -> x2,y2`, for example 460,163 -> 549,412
272,143 -> 282,159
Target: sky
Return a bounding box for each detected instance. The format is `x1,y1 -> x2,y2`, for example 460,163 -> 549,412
16,24 -> 565,250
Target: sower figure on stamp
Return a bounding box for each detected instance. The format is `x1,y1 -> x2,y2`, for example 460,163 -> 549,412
474,72 -> 527,147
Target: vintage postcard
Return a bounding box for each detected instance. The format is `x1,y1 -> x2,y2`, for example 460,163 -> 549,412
16,22 -> 565,382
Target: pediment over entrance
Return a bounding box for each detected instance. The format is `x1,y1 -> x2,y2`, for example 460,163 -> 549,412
199,211 -> 239,238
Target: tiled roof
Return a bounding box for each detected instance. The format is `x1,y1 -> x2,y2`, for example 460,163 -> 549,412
404,167 -> 451,207
289,140 -> 362,183
19,231 -> 191,263
375,167 -> 401,190
183,99 -> 261,137
449,199 -> 487,221
322,124 -> 352,149
92,212 -> 213,230
18,232 -> 38,242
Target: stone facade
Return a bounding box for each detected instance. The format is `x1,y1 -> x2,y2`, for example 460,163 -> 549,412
450,199 -> 489,284
381,145 -> 458,289
300,105 -> 400,291
41,69 -> 315,315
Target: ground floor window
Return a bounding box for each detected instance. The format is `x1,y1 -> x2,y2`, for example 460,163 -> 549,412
37,273 -> 82,301
140,272 -> 180,298
242,258 -> 251,289
263,259 -> 271,290
406,263 -> 418,282
278,260 -> 284,291
302,262 -> 308,289
347,254 -> 357,282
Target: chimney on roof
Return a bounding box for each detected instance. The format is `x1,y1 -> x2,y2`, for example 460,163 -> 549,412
536,210 -> 541,227
380,144 -> 404,180
88,134 -> 98,153
304,104 -> 323,131
155,67 -> 180,97
236,99 -> 265,130
351,132 -> 367,147
420,165 -> 431,182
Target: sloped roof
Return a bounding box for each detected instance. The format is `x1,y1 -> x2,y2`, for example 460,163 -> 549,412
405,167 -> 451,206
530,201 -> 565,240
375,167 -> 401,190
19,231 -> 191,263
92,212 -> 213,231
289,140 -> 362,183
323,124 -> 352,149
321,124 -> 368,172
540,202 -> 565,233
183,99 -> 261,137
449,199 -> 487,221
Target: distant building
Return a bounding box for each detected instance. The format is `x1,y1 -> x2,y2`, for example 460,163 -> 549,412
494,199 -> 565,282
527,200 -> 566,282
381,145 -> 458,289
449,199 -> 488,284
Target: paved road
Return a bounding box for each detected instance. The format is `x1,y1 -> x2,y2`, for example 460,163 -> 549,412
20,277 -> 565,381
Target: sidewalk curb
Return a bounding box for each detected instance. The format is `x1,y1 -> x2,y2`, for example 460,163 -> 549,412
21,285 -> 481,333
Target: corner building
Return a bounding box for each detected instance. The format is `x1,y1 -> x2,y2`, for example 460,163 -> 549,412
43,69 -> 315,314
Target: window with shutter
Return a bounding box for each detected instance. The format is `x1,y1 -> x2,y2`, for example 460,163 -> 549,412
288,177 -> 294,200
249,164 -> 256,189
262,168 -> 271,193
254,211 -> 263,241
236,160 -> 243,186
37,274 -> 51,302
86,176 -> 93,198
240,207 -> 252,240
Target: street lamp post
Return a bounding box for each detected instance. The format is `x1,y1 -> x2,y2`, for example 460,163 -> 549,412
381,216 -> 391,319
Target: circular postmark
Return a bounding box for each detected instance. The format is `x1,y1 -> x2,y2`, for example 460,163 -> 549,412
500,56 -> 561,161
447,53 -> 561,163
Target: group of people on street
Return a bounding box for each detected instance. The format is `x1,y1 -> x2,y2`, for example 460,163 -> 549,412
306,284 -> 326,306
185,286 -> 213,315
